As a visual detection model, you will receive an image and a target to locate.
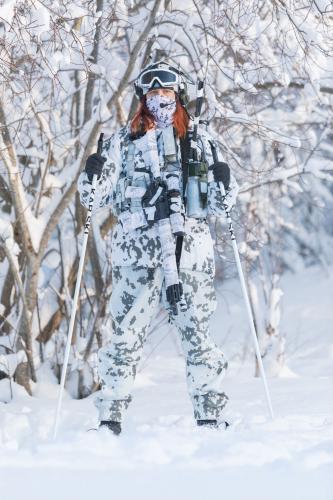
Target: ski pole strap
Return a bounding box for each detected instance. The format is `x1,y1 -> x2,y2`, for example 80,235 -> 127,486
208,139 -> 219,165
97,132 -> 104,155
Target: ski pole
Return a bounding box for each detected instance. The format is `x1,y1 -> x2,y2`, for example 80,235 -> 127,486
219,180 -> 274,420
53,133 -> 104,439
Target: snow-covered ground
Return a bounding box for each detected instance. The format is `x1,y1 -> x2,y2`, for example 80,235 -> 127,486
1,265 -> 333,500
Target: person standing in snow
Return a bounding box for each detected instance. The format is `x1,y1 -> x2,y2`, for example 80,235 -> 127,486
77,61 -> 239,435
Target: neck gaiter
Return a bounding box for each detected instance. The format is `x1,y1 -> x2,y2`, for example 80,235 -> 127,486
146,94 -> 176,129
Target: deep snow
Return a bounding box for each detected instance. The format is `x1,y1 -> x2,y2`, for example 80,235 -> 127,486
1,265 -> 333,500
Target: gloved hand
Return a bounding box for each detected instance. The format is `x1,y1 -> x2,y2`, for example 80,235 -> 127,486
212,161 -> 230,190
85,153 -> 106,182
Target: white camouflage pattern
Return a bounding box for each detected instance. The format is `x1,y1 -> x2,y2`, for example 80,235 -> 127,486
77,122 -> 239,423
96,265 -> 228,422
78,124 -> 238,269
145,93 -> 177,128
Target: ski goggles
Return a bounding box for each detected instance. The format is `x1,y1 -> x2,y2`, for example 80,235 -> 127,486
137,68 -> 180,93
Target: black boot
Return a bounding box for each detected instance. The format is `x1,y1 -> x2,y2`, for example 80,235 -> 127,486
197,419 -> 230,429
99,420 -> 122,435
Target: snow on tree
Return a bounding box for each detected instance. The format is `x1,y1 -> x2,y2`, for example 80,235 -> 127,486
0,0 -> 332,394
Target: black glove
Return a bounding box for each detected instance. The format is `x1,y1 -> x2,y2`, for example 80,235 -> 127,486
85,153 -> 106,182
212,162 -> 230,190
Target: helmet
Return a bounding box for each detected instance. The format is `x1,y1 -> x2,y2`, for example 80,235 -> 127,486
134,60 -> 193,107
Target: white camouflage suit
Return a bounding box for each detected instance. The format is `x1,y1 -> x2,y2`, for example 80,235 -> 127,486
78,121 -> 239,423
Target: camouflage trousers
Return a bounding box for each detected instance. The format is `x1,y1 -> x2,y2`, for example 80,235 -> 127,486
95,265 -> 229,423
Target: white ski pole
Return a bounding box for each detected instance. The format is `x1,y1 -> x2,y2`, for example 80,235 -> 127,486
53,133 -> 104,439
219,181 -> 274,420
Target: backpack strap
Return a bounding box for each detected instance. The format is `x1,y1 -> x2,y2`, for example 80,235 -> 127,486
175,131 -> 192,271
179,131 -> 191,201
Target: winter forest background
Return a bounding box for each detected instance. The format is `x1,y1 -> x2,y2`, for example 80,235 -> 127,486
0,0 -> 332,401
1,2 -> 333,498
0,0 -> 333,398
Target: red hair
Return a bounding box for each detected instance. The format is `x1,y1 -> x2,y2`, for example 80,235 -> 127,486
131,94 -> 189,138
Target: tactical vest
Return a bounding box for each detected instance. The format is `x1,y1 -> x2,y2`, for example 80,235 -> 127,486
114,126 -> 210,233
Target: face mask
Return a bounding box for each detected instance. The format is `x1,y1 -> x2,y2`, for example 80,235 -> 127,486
146,93 -> 176,128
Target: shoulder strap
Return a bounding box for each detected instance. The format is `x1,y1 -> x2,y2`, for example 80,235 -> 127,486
176,131 -> 192,271
179,131 -> 191,200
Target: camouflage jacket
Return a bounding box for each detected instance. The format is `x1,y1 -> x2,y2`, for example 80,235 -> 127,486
78,124 -> 239,276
